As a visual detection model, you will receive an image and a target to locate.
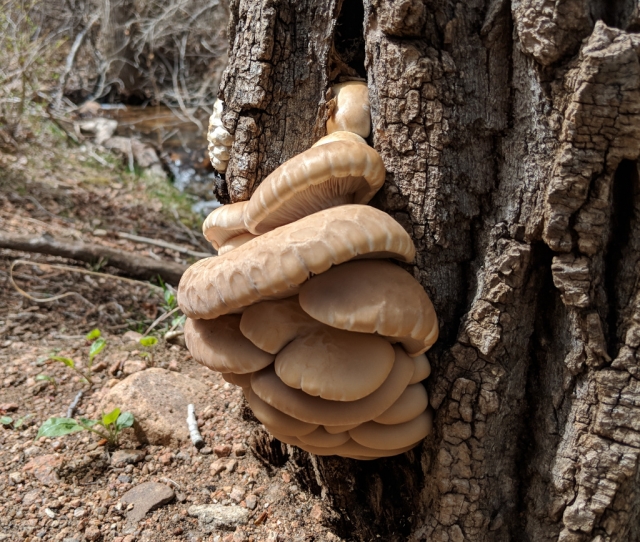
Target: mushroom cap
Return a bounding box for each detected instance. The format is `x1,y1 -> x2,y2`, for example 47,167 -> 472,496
202,201 -> 250,251
221,372 -> 253,389
184,316 -> 274,374
218,233 -> 258,255
373,384 -> 429,425
326,81 -> 371,138
246,388 -> 318,437
178,205 -> 416,320
250,344 -> 414,426
243,141 -> 385,234
409,353 -> 431,384
324,423 -> 360,434
270,432 -> 417,458
349,410 -> 433,450
299,260 -> 438,356
311,131 -> 366,148
298,426 -> 350,447
275,326 -> 395,401
239,297 -> 321,354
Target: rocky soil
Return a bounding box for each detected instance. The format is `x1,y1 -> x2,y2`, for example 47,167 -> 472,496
0,135 -> 342,542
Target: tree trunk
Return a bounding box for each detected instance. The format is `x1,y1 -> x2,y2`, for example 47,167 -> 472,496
216,1 -> 640,540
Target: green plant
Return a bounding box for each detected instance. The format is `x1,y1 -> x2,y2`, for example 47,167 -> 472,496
139,336 -> 158,347
48,328 -> 107,387
36,408 -> 134,447
2,414 -> 32,429
35,373 -> 58,392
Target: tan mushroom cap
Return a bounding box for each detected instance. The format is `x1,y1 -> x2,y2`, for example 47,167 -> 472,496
311,131 -> 366,148
250,344 -> 413,426
298,426 -> 350,447
270,432 -> 417,458
239,297 -> 320,354
221,372 -> 252,389
409,353 -> 431,384
324,423 -> 360,434
299,260 -> 438,356
275,326 -> 395,401
218,233 -> 258,256
202,202 -> 250,251
373,384 -> 429,425
178,205 -> 416,320
326,81 -> 371,138
349,410 -> 433,450
184,316 -> 274,374
243,141 -> 385,234
246,388 -> 318,437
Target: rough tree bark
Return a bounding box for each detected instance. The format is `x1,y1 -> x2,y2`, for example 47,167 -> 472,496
215,1 -> 640,540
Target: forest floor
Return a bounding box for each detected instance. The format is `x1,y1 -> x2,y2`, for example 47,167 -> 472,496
0,128 -> 341,542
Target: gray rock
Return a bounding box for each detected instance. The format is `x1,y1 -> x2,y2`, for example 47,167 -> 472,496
111,449 -> 146,467
122,482 -> 175,525
188,504 -> 249,532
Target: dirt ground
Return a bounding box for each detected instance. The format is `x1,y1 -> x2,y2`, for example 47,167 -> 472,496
0,134 -> 342,542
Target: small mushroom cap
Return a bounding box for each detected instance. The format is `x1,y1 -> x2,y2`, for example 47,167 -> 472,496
184,316 -> 274,374
326,82 -> 371,138
178,205 -> 416,320
239,297 -> 320,354
409,353 -> 431,384
349,409 -> 433,450
324,423 -> 360,434
244,141 -> 385,234
311,131 -> 366,148
250,344 -> 413,426
275,326 -> 395,401
221,372 -> 253,389
270,432 -> 417,458
202,202 -> 250,251
218,233 -> 258,255
298,427 -> 350,447
246,388 -> 318,437
299,260 -> 438,356
373,384 -> 429,425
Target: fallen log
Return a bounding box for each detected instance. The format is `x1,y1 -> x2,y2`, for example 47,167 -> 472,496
0,232 -> 191,285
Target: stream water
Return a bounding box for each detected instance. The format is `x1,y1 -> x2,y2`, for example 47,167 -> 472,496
104,105 -> 221,214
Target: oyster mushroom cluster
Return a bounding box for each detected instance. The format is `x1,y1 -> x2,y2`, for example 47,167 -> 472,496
207,99 -> 233,173
180,82 -> 439,459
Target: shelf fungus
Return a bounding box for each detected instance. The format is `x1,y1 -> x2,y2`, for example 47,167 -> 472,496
207,99 -> 234,173
179,81 -> 439,459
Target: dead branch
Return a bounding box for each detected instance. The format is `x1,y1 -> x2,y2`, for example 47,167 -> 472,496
187,404 -> 205,449
116,231 -> 212,258
0,231 -> 188,284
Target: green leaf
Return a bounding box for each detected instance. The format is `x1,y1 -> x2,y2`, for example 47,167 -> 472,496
36,418 -> 83,439
14,414 -> 31,429
85,328 -> 101,341
116,411 -> 134,431
139,336 -> 158,347
35,374 -> 53,382
101,408 -> 121,427
171,314 -> 186,328
163,289 -> 175,307
1,416 -> 13,426
51,356 -> 75,368
89,338 -> 106,361
78,417 -> 99,428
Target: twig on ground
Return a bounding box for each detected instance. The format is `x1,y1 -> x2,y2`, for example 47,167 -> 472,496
116,231 -> 211,258
164,329 -> 184,341
170,207 -> 213,253
10,260 -> 93,306
0,231 -> 188,284
187,403 -> 205,450
159,477 -> 181,490
143,306 -> 180,337
66,391 -> 84,418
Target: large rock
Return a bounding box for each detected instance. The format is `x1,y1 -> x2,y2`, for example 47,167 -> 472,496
100,368 -> 209,446
122,482 -> 174,525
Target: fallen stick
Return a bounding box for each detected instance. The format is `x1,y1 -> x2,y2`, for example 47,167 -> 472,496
187,404 -> 205,449
66,391 -> 83,418
116,232 -> 212,259
0,231 -> 187,285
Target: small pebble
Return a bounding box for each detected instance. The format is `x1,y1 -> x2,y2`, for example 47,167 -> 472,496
118,474 -> 132,484
199,447 -> 213,455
